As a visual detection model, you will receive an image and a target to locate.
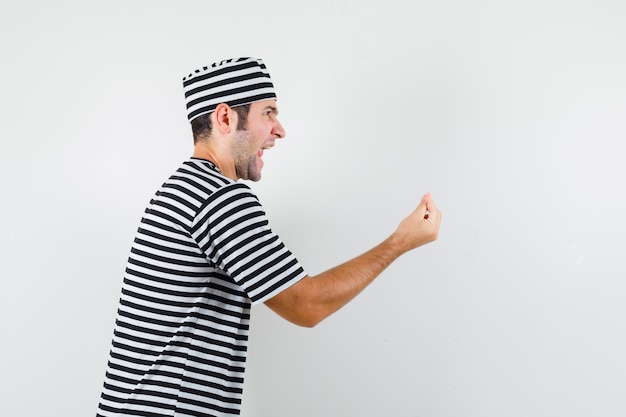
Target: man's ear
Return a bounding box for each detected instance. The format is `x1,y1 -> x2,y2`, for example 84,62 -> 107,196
213,103 -> 235,134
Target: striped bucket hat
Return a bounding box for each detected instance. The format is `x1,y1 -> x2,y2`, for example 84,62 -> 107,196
182,57 -> 277,122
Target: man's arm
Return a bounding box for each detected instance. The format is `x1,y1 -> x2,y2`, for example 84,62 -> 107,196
264,193 -> 442,327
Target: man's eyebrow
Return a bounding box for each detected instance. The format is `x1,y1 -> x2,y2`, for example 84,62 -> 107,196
263,105 -> 278,114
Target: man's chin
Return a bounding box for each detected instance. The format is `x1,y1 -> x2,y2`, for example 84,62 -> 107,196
246,170 -> 262,182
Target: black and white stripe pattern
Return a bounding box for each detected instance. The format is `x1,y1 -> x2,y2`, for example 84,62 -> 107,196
98,158 -> 306,417
183,57 -> 277,122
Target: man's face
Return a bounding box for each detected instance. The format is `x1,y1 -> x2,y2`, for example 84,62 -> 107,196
232,100 -> 285,181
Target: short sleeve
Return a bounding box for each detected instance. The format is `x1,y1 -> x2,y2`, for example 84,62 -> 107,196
190,182 -> 307,305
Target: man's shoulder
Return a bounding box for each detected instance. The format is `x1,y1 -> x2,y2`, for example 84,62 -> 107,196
162,158 -> 248,199
173,159 -> 231,188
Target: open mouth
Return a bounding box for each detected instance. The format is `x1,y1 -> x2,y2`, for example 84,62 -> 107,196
258,145 -> 272,158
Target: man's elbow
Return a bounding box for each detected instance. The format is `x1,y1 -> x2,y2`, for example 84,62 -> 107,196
265,277 -> 328,328
265,298 -> 326,328
280,305 -> 326,328
293,313 -> 323,328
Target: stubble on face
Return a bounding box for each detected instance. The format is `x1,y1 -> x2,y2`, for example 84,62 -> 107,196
233,129 -> 262,182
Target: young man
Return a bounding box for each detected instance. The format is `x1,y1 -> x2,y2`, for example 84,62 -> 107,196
97,57 -> 441,416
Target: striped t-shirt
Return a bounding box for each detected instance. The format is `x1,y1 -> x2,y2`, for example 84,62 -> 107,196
97,158 -> 307,416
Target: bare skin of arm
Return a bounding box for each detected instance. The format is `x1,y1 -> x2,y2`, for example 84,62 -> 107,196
264,193 -> 442,327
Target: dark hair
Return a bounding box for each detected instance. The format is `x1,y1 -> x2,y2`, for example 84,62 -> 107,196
191,104 -> 250,144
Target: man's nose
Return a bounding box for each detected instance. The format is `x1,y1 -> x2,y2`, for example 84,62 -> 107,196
273,120 -> 286,139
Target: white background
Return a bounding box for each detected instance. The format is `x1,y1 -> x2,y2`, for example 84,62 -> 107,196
1,1 -> 625,416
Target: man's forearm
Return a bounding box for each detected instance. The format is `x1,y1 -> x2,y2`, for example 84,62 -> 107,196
265,234 -> 404,327
305,235 -> 403,321
265,193 -> 441,327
